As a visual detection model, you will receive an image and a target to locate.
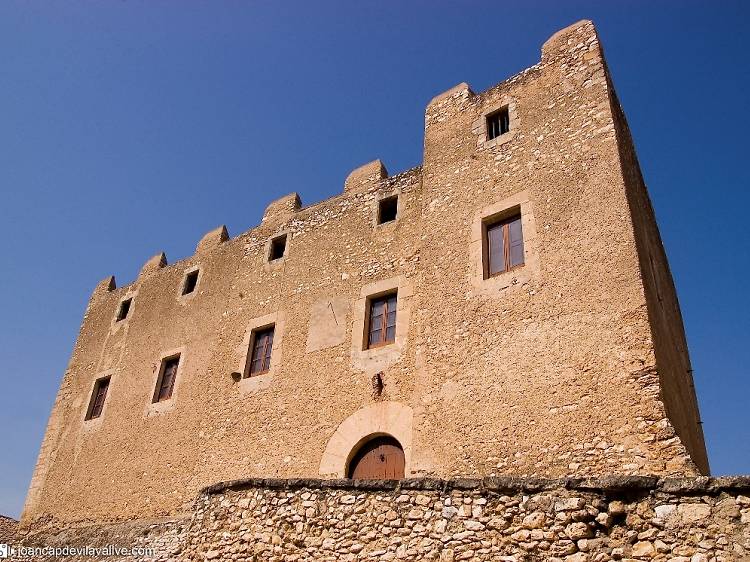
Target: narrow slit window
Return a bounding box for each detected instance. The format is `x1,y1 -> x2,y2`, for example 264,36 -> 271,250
182,270 -> 199,295
116,298 -> 132,321
366,293 -> 397,349
153,355 -> 180,403
246,326 -> 274,376
269,235 -> 287,261
377,196 -> 398,224
484,213 -> 524,278
85,377 -> 110,420
487,107 -> 510,140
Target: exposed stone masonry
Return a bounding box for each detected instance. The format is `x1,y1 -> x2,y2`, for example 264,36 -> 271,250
0,514 -> 18,542
14,478 -> 750,561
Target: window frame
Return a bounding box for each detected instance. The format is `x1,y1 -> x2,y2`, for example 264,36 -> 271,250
152,354 -> 180,403
182,269 -> 200,295
268,234 -> 287,262
486,106 -> 510,140
482,212 -> 524,279
377,195 -> 399,225
116,297 -> 132,322
85,376 -> 111,421
364,291 -> 398,350
245,325 -> 275,377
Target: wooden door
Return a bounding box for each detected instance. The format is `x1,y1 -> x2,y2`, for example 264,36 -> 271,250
348,436 -> 405,479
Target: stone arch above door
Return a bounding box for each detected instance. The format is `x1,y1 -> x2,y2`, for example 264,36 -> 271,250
319,401 -> 413,478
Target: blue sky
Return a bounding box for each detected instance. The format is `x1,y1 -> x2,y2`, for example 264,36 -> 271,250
0,1 -> 748,519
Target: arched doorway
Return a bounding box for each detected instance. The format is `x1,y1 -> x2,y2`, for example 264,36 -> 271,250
319,402 -> 413,478
347,435 -> 405,479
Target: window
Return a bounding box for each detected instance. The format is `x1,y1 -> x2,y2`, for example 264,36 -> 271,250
269,235 -> 287,261
153,355 -> 180,403
116,298 -> 132,321
85,377 -> 110,420
366,293 -> 397,349
182,270 -> 199,295
246,326 -> 274,376
484,213 -> 524,277
377,196 -> 398,224
487,107 -> 510,140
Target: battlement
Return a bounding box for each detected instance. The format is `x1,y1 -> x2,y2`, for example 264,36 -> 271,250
92,22 -> 605,296
23,20 -> 707,530
92,164 -> 422,298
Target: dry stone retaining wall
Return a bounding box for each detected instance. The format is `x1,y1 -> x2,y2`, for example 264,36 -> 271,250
0,514 -> 18,542
14,477 -> 750,561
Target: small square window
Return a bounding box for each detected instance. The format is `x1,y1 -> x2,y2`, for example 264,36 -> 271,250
483,212 -> 524,278
487,107 -> 510,140
85,376 -> 110,421
269,235 -> 287,261
116,298 -> 132,322
245,326 -> 275,377
365,292 -> 397,349
377,196 -> 398,224
153,355 -> 180,403
182,270 -> 199,295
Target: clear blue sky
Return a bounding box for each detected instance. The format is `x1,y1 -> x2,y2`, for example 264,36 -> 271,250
1,1 -> 748,519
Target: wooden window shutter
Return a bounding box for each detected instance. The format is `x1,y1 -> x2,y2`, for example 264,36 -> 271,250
248,326 -> 275,376
367,293 -> 397,349
86,377 -> 111,420
385,294 -> 397,342
154,356 -> 179,402
508,216 -> 524,268
484,212 -> 524,277
486,222 -> 506,276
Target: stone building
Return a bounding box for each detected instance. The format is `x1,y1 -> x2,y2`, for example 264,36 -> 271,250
20,19 -> 711,550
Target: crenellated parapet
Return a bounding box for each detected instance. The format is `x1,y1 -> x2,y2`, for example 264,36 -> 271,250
541,19 -> 598,64
344,159 -> 388,193
196,225 -> 229,253
261,192 -> 302,225
89,161 -> 419,296
139,252 -> 167,278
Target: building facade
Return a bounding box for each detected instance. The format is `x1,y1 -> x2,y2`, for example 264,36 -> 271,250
21,20 -> 708,530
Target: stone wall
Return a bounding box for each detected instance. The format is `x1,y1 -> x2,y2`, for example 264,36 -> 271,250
0,514 -> 18,542
605,67 -> 708,473
13,478 -> 750,561
12,517 -> 187,562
